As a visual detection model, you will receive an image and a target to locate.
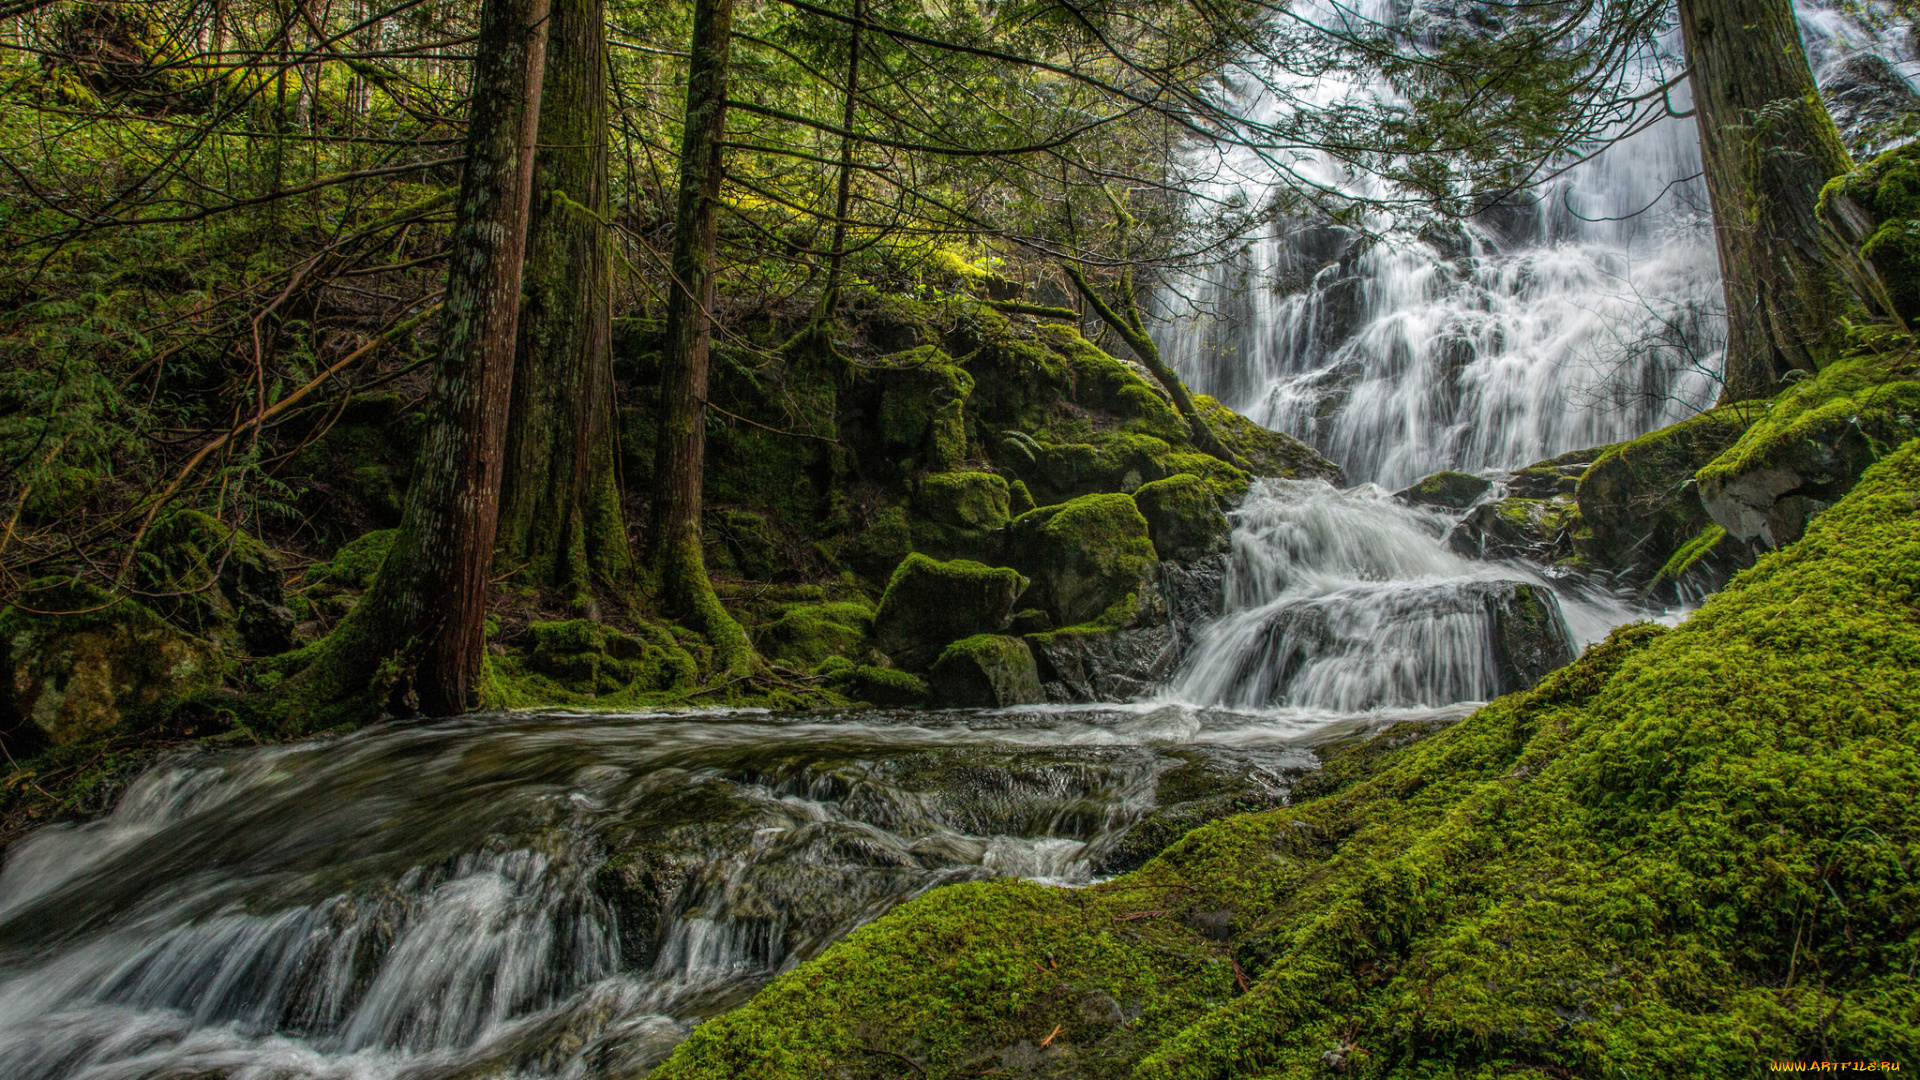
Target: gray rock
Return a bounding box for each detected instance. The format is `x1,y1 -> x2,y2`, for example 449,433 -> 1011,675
1483,581 -> 1577,694
1395,470 -> 1492,510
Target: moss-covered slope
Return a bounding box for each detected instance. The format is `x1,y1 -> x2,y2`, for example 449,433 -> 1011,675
653,438 -> 1920,1078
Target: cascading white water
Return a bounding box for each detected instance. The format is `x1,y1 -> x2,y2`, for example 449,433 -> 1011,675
1160,0 -> 1920,490
0,709 -> 1315,1080
1168,479 -> 1639,711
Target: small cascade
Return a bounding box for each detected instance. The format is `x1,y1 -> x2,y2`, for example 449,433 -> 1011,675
1170,480 -> 1638,712
0,710 -> 1315,1080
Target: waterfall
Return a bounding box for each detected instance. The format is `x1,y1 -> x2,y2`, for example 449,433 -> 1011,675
1160,0 -> 1920,490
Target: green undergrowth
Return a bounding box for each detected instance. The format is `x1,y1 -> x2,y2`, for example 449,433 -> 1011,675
655,438 -> 1920,1078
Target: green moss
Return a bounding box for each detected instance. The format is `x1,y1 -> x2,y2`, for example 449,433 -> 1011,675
489,618 -> 700,703
913,471 -> 1011,530
1574,402 -> 1762,577
1652,523 -> 1728,590
926,633 -> 1042,707
314,529 -> 399,589
1132,473 -> 1231,562
833,663 -> 928,706
1007,492 -> 1157,627
663,438 -> 1920,1078
1193,394 -> 1344,484
1008,478 -> 1036,517
874,346 -> 975,471
870,553 -> 1027,671
1822,138 -> 1920,322
757,601 -> 873,667
1397,469 -> 1491,509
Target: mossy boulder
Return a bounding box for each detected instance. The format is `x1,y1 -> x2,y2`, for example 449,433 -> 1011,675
1821,137 -> 1920,323
870,554 -> 1028,671
914,472 -> 1011,531
314,529 -> 397,589
1132,473 -> 1231,563
1393,469 -> 1490,510
833,663 -> 929,706
757,601 -> 873,668
1194,394 -> 1344,484
1576,402 -> 1762,578
512,619 -> 698,697
1006,493 -> 1157,629
858,346 -> 974,473
711,508 -> 785,581
654,439 -> 1920,1079
1482,581 -> 1577,692
1696,355 -> 1920,547
135,509 -> 294,655
927,634 -> 1044,708
0,586 -> 219,754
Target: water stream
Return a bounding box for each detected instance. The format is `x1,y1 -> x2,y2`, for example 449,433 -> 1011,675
4,2 -> 1913,1076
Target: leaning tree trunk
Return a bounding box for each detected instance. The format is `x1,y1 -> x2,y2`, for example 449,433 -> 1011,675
498,0 -> 632,610
298,0 -> 548,716
1063,263 -> 1247,470
648,0 -> 754,674
1679,0 -> 1854,402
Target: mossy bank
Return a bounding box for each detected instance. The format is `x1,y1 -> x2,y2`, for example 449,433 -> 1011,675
654,438 -> 1920,1078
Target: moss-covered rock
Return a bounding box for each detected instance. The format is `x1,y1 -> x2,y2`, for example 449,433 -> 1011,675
859,346 -> 975,473
926,634 -> 1044,708
1193,394 -> 1344,485
1821,137 -> 1920,323
913,472 -> 1011,531
870,554 -> 1027,671
756,601 -> 874,668
711,508 -> 786,582
1393,469 -> 1491,510
1696,354 -> 1920,547
1577,402 -> 1762,578
314,529 -> 398,589
1006,493 -> 1157,629
135,509 -> 294,655
833,663 -> 928,706
507,619 -> 698,698
1132,473 -> 1231,563
655,437 -> 1920,1078
0,585 -> 220,753
1447,494 -> 1580,564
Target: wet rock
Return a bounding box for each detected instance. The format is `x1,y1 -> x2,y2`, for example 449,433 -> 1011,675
871,554 -> 1027,671
1576,403 -> 1759,581
0,588 -> 219,753
1395,469 -> 1491,510
1160,553 -> 1227,657
1007,493 -> 1157,628
1026,619 -> 1175,703
1482,582 -> 1577,694
1095,752 -> 1291,874
1132,473 -> 1232,562
1823,53 -> 1920,153
1448,495 -> 1580,563
928,634 -> 1045,707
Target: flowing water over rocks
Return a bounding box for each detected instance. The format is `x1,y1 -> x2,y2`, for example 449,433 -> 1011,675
0,705 -> 1414,1080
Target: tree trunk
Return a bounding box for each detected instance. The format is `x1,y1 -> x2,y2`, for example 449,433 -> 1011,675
297,0 -> 548,716
1064,263 -> 1247,471
648,0 -> 754,673
1679,0 -> 1854,402
815,0 -> 864,325
498,0 -> 632,610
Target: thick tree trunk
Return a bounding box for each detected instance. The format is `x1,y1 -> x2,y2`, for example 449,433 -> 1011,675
498,0 -> 632,609
1064,263 -> 1247,471
649,0 -> 754,673
1679,0 -> 1854,402
298,0 -> 548,716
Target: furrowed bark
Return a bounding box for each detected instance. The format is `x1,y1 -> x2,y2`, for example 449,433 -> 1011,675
649,0 -> 754,674
1679,0 -> 1854,402
498,0 -> 632,609
294,0 -> 549,716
